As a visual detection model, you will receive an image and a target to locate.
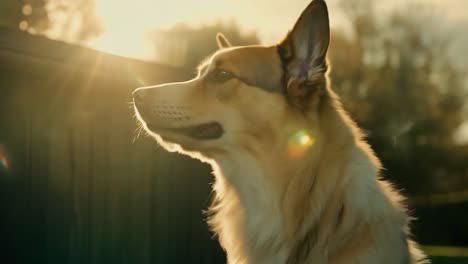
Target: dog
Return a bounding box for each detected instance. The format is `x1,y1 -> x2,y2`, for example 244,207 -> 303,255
133,0 -> 428,263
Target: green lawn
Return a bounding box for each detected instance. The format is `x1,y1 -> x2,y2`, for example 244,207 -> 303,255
423,245 -> 468,263
430,257 -> 468,264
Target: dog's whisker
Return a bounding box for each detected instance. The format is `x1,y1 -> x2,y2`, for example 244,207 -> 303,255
137,125 -> 145,139
132,122 -> 145,144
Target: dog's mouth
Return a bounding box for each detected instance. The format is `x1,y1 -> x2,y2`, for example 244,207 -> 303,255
146,122 -> 224,140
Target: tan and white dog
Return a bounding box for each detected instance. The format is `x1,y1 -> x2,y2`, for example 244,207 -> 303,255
133,0 -> 428,263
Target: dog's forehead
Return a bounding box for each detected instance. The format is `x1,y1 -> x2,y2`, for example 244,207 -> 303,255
213,46 -> 278,71
211,46 -> 285,93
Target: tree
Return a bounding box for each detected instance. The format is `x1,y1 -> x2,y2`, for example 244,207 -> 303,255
329,0 -> 468,195
0,0 -> 102,43
146,21 -> 259,72
0,1 -> 49,32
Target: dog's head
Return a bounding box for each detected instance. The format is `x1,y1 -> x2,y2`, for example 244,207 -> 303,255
133,0 -> 330,163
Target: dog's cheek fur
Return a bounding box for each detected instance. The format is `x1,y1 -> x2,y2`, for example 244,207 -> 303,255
234,85 -> 291,146
214,79 -> 244,104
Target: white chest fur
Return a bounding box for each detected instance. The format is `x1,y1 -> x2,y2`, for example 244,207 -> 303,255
211,154 -> 289,264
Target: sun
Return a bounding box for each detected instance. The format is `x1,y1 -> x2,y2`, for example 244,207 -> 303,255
87,0 -> 153,59
88,0 -> 234,59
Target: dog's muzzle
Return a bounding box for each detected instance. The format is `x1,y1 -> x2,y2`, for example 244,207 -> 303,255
133,88 -> 224,140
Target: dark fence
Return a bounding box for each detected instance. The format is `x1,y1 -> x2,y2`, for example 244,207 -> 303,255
0,28 -> 466,264
0,27 -> 225,264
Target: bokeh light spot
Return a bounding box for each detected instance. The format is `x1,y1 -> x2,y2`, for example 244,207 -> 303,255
22,4 -> 33,16
288,129 -> 315,160
19,20 -> 28,31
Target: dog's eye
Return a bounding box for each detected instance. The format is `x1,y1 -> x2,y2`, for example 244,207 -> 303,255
212,68 -> 233,83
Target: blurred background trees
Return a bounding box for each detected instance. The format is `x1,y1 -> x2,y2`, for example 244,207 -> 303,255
0,0 -> 49,32
0,0 -> 102,42
145,22 -> 259,72
329,0 -> 468,196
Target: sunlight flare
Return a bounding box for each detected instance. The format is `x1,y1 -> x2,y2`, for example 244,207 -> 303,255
0,145 -> 10,170
126,64 -> 147,87
287,129 -> 315,160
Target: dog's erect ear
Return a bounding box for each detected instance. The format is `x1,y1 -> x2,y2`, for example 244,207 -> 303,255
278,0 -> 330,107
216,33 -> 232,49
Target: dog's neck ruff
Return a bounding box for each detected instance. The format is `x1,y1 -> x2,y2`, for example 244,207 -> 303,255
207,115 -> 346,263
206,93 -> 423,264
210,154 -> 290,264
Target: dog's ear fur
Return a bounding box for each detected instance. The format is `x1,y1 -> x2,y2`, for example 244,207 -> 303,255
216,33 -> 232,49
278,0 -> 330,108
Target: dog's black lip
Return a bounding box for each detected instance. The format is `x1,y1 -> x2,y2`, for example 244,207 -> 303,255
146,122 -> 224,140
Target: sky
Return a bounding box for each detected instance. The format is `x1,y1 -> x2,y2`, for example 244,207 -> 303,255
87,0 -> 468,60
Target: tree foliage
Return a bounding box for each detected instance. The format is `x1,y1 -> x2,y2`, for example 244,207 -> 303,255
0,0 -> 102,42
330,0 -> 468,195
0,1 -> 49,31
146,22 -> 259,72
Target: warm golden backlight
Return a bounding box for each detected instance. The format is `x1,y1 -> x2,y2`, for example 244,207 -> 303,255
88,0 -> 466,60
88,0 -> 316,59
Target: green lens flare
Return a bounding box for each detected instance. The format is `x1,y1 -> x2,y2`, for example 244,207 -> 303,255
287,129 -> 315,160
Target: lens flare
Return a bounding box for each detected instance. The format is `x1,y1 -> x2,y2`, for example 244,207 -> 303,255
288,129 -> 315,160
0,145 -> 10,170
126,64 -> 147,87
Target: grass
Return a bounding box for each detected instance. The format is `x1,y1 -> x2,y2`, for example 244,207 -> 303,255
430,257 -> 468,264
425,245 -> 468,263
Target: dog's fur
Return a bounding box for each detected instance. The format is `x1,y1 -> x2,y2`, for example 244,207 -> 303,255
133,1 -> 429,263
